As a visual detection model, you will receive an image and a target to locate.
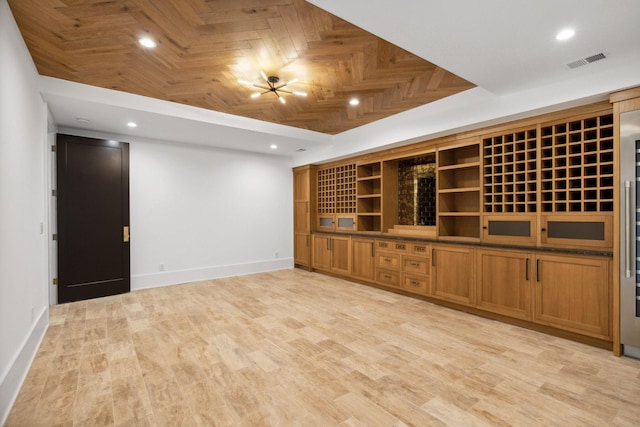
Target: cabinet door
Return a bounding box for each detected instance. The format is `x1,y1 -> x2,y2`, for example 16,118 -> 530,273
312,235 -> 331,271
294,201 -> 309,233
476,249 -> 532,320
534,254 -> 610,339
294,168 -> 310,200
294,233 -> 310,267
331,236 -> 351,275
432,245 -> 475,306
351,238 -> 375,281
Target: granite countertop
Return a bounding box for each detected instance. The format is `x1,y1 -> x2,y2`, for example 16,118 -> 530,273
311,230 -> 613,257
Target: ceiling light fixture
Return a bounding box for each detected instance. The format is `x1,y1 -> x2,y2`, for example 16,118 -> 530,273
555,28 -> 575,41
270,144 -> 278,150
139,37 -> 157,48
349,98 -> 360,106
238,71 -> 307,103
127,121 -> 137,128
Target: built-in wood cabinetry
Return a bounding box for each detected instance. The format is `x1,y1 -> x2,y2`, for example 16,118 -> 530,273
401,242 -> 431,295
312,234 -> 351,276
476,248 -> 532,320
293,166 -> 315,268
432,245 -> 475,305
437,143 -> 481,241
534,253 -> 610,340
317,164 -> 356,232
351,238 -> 375,281
298,100 -> 619,351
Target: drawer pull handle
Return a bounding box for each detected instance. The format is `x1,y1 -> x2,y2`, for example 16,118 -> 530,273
411,280 -> 420,286
396,244 -> 406,250
410,262 -> 420,267
416,246 -> 425,252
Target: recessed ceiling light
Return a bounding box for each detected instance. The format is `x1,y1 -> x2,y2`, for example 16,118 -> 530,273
270,144 -> 278,150
349,98 -> 360,106
139,37 -> 157,48
127,121 -> 137,128
556,29 -> 575,41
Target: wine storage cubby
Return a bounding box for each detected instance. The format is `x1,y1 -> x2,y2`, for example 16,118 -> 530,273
317,163 -> 356,230
539,113 -> 614,213
317,167 -> 335,215
483,128 -> 537,213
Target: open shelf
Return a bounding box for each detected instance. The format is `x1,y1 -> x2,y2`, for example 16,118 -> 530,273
437,143 -> 481,239
356,161 -> 384,232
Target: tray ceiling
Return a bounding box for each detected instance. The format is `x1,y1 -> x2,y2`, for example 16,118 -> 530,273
7,0 -> 475,135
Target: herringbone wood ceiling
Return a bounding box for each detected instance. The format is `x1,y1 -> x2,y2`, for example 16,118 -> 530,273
8,0 -> 475,135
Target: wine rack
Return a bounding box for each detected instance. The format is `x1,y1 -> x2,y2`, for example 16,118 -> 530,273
335,163 -> 356,214
483,128 -> 537,213
317,167 -> 335,214
317,164 -> 356,214
540,113 -> 614,213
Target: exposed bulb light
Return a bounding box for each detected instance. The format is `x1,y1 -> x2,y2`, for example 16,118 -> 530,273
349,98 -> 360,106
239,71 -> 306,103
556,28 -> 575,41
270,144 -> 278,150
127,121 -> 137,128
138,37 -> 157,48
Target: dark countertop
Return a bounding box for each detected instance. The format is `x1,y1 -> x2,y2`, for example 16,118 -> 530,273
311,230 -> 613,257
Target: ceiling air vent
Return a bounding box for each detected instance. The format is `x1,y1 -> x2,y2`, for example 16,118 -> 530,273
566,52 -> 606,69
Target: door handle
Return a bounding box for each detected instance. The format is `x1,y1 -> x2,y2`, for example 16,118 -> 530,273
536,259 -> 540,282
525,258 -> 529,281
625,181 -> 632,278
123,226 -> 130,243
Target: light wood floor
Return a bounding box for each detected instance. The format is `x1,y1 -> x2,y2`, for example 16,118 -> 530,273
6,269 -> 640,426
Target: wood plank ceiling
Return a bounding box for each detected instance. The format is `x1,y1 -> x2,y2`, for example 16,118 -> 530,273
8,0 -> 475,135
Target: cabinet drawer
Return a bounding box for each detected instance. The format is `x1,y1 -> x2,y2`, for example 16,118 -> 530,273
410,243 -> 430,255
376,240 -> 409,253
402,255 -> 430,275
376,251 -> 400,269
393,242 -> 409,253
376,269 -> 400,288
402,273 -> 429,295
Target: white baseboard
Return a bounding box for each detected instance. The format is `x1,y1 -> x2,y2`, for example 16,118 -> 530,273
0,306 -> 49,426
132,258 -> 294,291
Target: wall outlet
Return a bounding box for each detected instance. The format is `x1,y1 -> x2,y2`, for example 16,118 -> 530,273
159,263 -> 165,271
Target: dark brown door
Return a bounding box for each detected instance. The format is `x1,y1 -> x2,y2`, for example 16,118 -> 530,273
57,134 -> 130,303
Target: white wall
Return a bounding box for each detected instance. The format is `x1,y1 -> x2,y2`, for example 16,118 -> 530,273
57,129 -> 294,290
0,0 -> 50,423
129,138 -> 293,288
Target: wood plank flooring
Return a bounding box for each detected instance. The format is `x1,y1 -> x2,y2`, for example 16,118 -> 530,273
6,269 -> 640,426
